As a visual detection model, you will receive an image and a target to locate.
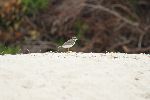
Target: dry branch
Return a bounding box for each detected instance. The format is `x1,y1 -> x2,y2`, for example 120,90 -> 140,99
82,3 -> 139,27
111,4 -> 139,21
123,46 -> 150,53
24,16 -> 37,29
109,40 -> 131,50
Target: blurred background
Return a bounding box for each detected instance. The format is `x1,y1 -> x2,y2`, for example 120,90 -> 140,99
0,0 -> 149,54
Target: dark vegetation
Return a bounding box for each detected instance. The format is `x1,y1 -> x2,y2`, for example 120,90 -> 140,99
0,0 -> 149,54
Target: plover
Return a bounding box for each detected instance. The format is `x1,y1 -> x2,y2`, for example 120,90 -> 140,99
58,37 -> 78,52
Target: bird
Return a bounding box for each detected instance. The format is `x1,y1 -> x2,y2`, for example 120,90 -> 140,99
58,37 -> 78,52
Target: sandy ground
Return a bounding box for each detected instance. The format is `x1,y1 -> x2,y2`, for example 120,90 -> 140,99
0,52 -> 150,100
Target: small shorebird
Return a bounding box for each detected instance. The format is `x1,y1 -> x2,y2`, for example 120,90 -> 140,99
58,37 -> 78,52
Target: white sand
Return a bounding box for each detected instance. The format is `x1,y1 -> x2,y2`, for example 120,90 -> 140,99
0,52 -> 150,100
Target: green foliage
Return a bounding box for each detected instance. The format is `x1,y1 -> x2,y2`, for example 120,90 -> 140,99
0,44 -> 20,55
55,38 -> 65,45
0,18 -> 7,29
128,0 -> 140,16
21,0 -> 50,14
128,0 -> 139,6
128,0 -> 139,11
74,20 -> 89,39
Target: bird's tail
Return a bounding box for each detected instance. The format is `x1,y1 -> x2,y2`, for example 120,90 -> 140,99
57,46 -> 62,51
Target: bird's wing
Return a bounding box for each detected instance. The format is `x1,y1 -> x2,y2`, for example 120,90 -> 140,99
62,39 -> 74,46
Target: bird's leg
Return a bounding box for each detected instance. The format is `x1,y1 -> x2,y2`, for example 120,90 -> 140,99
68,48 -> 69,52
